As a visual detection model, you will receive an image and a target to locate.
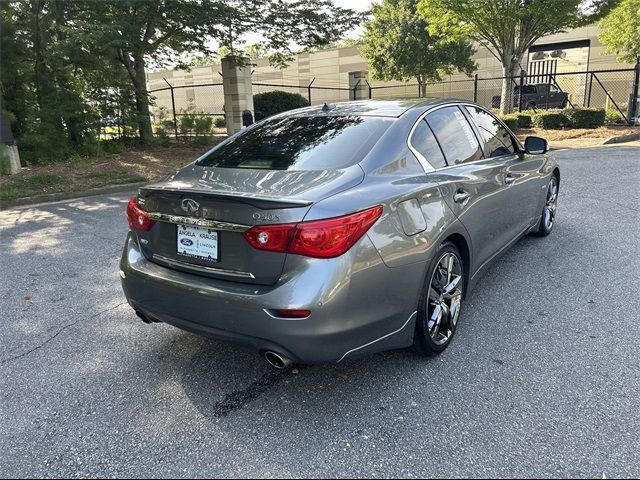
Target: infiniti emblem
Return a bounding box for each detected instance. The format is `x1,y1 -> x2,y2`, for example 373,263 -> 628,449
181,198 -> 200,214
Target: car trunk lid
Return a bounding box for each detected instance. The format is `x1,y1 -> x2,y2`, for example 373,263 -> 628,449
134,164 -> 363,285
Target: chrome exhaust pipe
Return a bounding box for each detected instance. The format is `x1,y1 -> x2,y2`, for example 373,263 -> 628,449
264,351 -> 292,369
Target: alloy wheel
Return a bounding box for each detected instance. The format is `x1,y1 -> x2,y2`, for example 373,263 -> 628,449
426,252 -> 463,345
544,177 -> 558,231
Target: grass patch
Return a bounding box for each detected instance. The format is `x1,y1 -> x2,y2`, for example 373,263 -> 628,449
0,174 -> 65,201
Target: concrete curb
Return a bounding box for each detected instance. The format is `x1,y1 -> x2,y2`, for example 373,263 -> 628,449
0,181 -> 147,211
601,133 -> 640,145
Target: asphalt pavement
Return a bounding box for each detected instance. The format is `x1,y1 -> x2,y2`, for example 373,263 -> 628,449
1,145 -> 639,478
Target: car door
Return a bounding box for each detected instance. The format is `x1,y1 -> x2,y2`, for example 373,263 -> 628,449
463,105 -> 541,240
425,105 -> 513,270
547,83 -> 565,108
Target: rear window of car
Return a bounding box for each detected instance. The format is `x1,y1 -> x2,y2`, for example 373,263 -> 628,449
515,85 -> 537,94
197,115 -> 393,170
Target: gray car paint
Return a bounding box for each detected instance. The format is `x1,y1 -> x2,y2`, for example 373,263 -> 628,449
120,98 -> 559,364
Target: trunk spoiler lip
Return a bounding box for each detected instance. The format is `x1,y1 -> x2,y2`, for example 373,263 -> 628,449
139,185 -> 314,209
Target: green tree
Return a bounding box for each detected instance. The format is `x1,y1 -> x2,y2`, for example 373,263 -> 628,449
598,0 -> 640,64
361,0 -> 476,95
71,0 -> 363,143
418,0 -> 616,113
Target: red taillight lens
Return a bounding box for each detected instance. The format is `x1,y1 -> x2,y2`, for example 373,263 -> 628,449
290,206 -> 383,258
243,223 -> 296,252
126,196 -> 155,232
243,206 -> 383,259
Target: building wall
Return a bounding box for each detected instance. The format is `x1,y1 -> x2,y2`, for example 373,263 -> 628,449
147,24 -> 635,116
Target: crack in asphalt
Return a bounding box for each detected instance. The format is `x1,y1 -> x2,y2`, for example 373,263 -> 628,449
0,302 -> 127,365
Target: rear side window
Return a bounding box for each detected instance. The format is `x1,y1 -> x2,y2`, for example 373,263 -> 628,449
515,85 -> 537,94
465,106 -> 516,158
426,106 -> 483,165
410,120 -> 447,169
197,115 -> 393,170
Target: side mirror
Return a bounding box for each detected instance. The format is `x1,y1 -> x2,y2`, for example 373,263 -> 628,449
524,136 -> 548,155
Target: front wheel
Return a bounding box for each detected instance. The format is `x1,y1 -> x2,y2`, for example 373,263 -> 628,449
414,242 -> 464,355
534,175 -> 559,236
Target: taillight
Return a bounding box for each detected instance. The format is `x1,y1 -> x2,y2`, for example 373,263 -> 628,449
126,196 -> 155,232
243,206 -> 383,259
243,223 -> 296,253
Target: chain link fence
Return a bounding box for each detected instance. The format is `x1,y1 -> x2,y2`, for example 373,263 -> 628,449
370,67 -> 639,125
142,66 -> 638,136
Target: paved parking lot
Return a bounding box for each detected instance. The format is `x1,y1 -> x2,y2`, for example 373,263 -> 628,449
1,145 -> 639,478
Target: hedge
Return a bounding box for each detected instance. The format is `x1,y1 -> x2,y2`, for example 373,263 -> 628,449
604,109 -> 625,125
532,111 -> 570,129
498,114 -> 519,132
562,107 -> 605,129
254,90 -> 309,121
513,112 -> 532,128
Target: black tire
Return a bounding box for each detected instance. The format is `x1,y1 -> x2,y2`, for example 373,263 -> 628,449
526,101 -> 536,111
414,242 -> 464,356
533,175 -> 559,237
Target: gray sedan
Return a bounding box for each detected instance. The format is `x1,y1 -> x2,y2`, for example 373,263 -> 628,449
120,99 -> 559,367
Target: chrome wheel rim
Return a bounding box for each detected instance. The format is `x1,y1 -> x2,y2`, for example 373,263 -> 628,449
544,177 -> 558,231
427,252 -> 463,346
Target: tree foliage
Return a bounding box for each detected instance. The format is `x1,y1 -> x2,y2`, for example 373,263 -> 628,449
1,0 -> 363,158
361,0 -> 476,90
418,0 -> 616,113
598,0 -> 640,64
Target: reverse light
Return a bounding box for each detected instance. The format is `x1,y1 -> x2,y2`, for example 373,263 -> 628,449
126,196 -> 155,232
243,206 -> 383,259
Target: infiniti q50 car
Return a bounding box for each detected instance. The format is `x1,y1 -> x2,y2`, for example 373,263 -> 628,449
120,99 -> 559,368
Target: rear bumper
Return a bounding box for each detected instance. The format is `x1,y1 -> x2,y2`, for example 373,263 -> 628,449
119,233 -> 424,364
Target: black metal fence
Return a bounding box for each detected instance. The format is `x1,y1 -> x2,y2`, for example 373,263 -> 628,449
369,67 -> 639,125
145,66 -> 639,136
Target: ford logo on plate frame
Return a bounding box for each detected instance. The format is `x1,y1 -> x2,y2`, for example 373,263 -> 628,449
181,198 -> 200,214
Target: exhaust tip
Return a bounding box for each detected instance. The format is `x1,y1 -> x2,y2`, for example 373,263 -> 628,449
264,351 -> 292,369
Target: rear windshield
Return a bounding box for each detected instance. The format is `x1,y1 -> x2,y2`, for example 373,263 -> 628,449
514,85 -> 537,94
197,115 -> 393,170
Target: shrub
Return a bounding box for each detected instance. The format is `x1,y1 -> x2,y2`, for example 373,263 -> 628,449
513,112 -> 532,128
214,116 -> 226,128
563,107 -> 605,129
194,116 -> 213,136
532,111 -> 570,130
604,109 -> 625,125
179,113 -> 196,138
254,91 -> 309,121
498,114 -> 519,132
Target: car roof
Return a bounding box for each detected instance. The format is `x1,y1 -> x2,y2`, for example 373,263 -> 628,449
285,98 -> 456,118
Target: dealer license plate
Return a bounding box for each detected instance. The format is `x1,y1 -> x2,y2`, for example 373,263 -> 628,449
176,224 -> 219,262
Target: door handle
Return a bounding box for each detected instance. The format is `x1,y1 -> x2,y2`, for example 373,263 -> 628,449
505,175 -> 516,185
453,190 -> 470,204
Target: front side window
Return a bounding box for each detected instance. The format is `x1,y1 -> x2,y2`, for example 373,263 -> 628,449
197,115 -> 393,170
465,106 -> 516,158
426,106 -> 483,165
410,120 -> 447,169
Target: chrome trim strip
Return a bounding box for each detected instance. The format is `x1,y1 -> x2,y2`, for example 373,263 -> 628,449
151,254 -> 256,279
407,101 -> 523,174
338,311 -> 417,363
146,212 -> 250,232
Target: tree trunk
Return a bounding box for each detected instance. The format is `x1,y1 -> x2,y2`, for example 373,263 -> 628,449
500,61 -> 518,115
132,54 -> 153,144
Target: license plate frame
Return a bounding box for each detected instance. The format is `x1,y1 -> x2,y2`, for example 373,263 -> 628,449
176,224 -> 219,262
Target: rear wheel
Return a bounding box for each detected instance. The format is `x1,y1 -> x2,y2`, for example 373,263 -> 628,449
534,175 -> 559,236
414,242 -> 464,355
